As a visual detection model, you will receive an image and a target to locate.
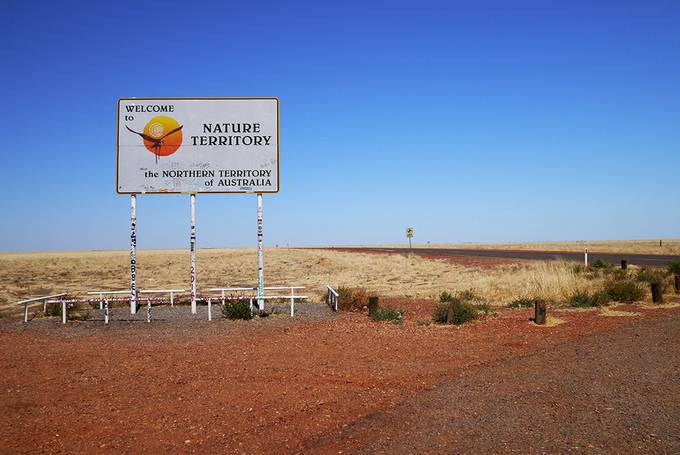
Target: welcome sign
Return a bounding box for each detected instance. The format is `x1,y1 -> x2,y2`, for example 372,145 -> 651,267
116,97 -> 279,194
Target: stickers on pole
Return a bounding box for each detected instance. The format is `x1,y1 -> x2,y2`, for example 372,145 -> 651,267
117,97 -> 279,194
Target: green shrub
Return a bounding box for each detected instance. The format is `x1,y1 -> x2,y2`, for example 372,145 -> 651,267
222,299 -> 253,320
604,279 -> 644,303
608,268 -> 629,281
668,261 -> 680,275
637,268 -> 669,285
370,307 -> 403,323
417,319 -> 431,326
457,289 -> 481,302
433,299 -> 478,325
45,302 -> 62,317
572,264 -> 586,274
473,301 -> 494,315
337,287 -> 369,311
439,291 -> 454,303
507,297 -> 535,308
568,290 -> 610,308
433,303 -> 450,323
590,259 -> 612,269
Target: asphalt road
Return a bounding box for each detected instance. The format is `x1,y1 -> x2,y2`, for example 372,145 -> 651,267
333,247 -> 680,267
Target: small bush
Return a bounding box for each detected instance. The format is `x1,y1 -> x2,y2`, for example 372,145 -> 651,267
590,259 -> 612,269
222,299 -> 252,320
637,268 -> 669,285
668,261 -> 680,275
439,291 -> 454,303
370,307 -> 403,323
572,264 -> 586,274
457,289 -> 481,302
608,268 -> 629,281
433,303 -> 450,323
45,302 -> 62,317
417,319 -> 431,326
337,287 -> 369,311
568,290 -> 609,308
604,279 -> 644,303
473,301 -> 494,315
507,297 -> 535,308
433,299 -> 478,325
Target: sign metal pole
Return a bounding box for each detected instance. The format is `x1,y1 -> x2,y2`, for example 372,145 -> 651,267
130,194 -> 138,315
190,194 -> 197,314
257,193 -> 264,311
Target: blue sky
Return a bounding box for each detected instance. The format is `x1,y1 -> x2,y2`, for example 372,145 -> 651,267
1,0 -> 678,251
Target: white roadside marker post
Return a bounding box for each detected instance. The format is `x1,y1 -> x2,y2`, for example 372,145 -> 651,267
290,287 -> 295,317
584,248 -> 588,267
146,298 -> 151,323
190,194 -> 197,314
61,298 -> 67,325
208,298 -> 212,321
257,193 -> 265,311
104,299 -> 109,324
130,194 -> 138,315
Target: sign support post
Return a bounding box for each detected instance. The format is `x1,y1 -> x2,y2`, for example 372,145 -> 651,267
130,194 -> 138,314
190,194 -> 197,314
257,193 -> 264,311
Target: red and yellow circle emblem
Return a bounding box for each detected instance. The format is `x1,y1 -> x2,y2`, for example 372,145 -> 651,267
142,116 -> 183,156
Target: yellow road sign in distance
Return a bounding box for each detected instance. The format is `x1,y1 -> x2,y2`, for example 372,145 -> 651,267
406,228 -> 414,238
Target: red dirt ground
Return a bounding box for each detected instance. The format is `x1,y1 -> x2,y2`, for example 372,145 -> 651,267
0,301 -> 678,454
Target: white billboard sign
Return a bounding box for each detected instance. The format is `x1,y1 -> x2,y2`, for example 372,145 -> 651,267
116,97 -> 279,194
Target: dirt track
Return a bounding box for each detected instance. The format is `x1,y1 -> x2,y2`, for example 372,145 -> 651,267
0,302 -> 678,454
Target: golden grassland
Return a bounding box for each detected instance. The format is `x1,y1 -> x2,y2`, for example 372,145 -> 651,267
0,248 -> 616,311
389,239 -> 680,255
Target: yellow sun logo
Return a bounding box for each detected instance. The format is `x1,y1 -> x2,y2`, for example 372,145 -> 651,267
126,116 -> 183,162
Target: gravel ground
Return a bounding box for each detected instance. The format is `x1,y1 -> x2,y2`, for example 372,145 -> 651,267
309,315 -> 680,454
20,301 -> 337,329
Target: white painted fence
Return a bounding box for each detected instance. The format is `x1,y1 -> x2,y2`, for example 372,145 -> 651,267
18,286 -> 312,324
17,293 -> 67,323
327,286 -> 339,312
208,286 -> 307,317
87,289 -> 186,308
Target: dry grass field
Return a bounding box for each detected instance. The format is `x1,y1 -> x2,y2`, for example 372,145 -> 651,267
399,239 -> 680,255
0,248 -> 612,312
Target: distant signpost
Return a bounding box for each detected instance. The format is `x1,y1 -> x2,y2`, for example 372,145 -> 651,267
406,227 -> 414,249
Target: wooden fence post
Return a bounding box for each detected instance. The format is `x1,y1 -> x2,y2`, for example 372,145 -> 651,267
534,300 -> 547,325
651,283 -> 663,303
368,296 -> 379,316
